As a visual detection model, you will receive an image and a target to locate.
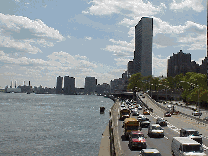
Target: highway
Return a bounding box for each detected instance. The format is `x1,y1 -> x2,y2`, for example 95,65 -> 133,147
116,93 -> 208,156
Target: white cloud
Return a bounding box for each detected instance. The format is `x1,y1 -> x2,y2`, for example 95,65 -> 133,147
114,57 -> 131,66
104,38 -> 134,57
0,51 -> 48,65
0,36 -> 42,54
153,53 -> 168,76
170,0 -> 204,12
85,36 -> 92,40
153,17 -> 206,50
0,13 -> 64,54
86,0 -> 166,17
0,51 -> 124,87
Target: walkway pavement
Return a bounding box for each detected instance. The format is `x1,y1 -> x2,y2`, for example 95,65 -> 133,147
98,124 -> 110,156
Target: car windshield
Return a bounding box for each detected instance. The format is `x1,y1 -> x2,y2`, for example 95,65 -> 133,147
132,134 -> 144,138
142,153 -> 161,156
183,145 -> 203,153
141,118 -> 149,121
127,126 -> 140,130
152,126 -> 163,130
187,131 -> 200,136
122,112 -> 129,115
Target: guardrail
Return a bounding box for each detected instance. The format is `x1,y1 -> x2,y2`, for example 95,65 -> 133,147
144,94 -> 208,126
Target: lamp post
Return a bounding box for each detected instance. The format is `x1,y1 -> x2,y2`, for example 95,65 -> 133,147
180,81 -> 200,118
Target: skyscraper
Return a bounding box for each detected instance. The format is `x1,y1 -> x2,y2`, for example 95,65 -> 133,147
134,17 -> 153,76
85,77 -> 97,94
127,60 -> 134,78
56,76 -> 63,94
64,76 -> 75,95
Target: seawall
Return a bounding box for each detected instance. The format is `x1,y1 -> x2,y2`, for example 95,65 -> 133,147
98,99 -> 124,156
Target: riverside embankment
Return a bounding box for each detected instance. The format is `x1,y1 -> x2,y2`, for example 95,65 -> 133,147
99,98 -> 125,156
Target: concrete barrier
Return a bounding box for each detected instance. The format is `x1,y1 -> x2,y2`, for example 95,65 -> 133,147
109,99 -> 125,156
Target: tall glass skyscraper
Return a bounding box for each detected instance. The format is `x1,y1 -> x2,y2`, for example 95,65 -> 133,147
134,17 -> 153,77
56,76 -> 63,94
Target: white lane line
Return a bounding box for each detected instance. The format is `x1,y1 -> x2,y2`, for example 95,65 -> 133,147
164,136 -> 169,140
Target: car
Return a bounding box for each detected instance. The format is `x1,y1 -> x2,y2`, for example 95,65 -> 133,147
167,105 -> 172,109
192,111 -> 202,116
203,117 -> 208,121
140,118 -> 151,128
156,118 -> 167,127
137,115 -> 145,121
137,105 -> 143,110
164,111 -> 171,117
142,96 -> 145,98
143,109 -> 150,115
139,148 -> 161,156
132,110 -> 139,116
140,94 -> 143,96
148,124 -> 164,138
163,101 -> 167,104
129,130 -> 147,150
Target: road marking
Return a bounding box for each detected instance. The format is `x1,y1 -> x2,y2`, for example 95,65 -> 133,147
164,136 -> 169,140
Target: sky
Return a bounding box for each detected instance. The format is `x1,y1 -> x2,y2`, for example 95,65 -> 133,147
0,0 -> 207,88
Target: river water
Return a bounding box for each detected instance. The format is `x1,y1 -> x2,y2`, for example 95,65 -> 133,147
0,93 -> 114,156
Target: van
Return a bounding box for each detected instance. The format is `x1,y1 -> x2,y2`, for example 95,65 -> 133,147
180,128 -> 202,144
171,137 -> 206,156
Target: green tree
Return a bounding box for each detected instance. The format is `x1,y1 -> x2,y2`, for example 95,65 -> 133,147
127,73 -> 143,90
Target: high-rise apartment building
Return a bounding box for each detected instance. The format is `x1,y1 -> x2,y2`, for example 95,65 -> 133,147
134,17 -> 153,76
84,77 -> 97,94
167,50 -> 202,77
56,76 -> 63,94
64,76 -> 75,95
127,61 -> 134,78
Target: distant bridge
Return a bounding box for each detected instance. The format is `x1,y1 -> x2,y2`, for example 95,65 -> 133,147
111,92 -> 133,99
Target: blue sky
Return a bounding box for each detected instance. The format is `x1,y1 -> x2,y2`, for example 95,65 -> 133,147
0,0 -> 206,88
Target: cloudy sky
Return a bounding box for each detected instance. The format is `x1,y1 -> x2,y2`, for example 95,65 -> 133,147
0,0 -> 206,88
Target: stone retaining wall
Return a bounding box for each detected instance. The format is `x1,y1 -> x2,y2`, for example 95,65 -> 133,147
109,99 -> 125,156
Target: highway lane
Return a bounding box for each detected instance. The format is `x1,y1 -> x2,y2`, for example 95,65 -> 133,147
140,94 -> 208,155
118,102 -> 178,156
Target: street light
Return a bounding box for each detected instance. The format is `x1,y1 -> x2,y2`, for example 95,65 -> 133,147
180,81 -> 200,117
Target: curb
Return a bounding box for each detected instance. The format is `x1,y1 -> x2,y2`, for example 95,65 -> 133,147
98,124 -> 110,156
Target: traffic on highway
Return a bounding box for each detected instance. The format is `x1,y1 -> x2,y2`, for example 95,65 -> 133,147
116,92 -> 208,156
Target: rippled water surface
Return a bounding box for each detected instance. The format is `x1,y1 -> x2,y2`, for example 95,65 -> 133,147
0,93 -> 114,156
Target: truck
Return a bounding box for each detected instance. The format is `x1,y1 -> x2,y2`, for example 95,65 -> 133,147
171,137 -> 206,156
123,118 -> 141,139
120,108 -> 130,120
180,128 -> 202,144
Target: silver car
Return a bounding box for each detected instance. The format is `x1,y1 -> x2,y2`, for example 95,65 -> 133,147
148,124 -> 164,138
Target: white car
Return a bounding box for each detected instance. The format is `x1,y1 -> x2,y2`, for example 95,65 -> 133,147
192,111 -> 202,116
167,105 -> 172,109
137,105 -> 142,110
148,124 -> 164,138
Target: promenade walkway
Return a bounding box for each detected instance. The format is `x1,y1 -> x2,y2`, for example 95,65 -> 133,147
98,124 -> 110,156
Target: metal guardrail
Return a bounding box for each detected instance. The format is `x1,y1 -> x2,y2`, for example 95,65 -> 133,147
144,94 -> 208,125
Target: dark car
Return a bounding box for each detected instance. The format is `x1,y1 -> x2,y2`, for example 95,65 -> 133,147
203,117 -> 208,121
156,118 -> 167,126
129,130 -> 147,150
139,117 -> 150,128
164,112 -> 171,117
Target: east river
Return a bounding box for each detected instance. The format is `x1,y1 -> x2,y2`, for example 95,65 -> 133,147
0,93 -> 114,156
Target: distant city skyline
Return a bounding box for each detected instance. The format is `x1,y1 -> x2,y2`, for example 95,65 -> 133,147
0,1 -> 206,88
